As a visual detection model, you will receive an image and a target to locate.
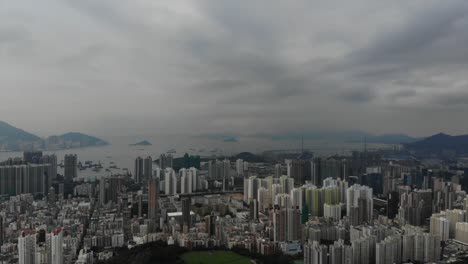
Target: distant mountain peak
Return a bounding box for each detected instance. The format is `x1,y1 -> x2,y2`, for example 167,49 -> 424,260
431,132 -> 450,138
130,140 -> 152,146
405,132 -> 468,157
0,120 -> 42,147
48,132 -> 109,147
0,120 -> 108,151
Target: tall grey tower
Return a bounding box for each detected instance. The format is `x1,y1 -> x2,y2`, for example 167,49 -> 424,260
134,156 -> 152,183
64,154 -> 77,182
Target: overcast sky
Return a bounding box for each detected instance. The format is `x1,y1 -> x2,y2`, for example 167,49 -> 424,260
1,0 -> 468,138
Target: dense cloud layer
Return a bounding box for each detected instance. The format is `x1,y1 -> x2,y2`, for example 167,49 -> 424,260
1,0 -> 468,137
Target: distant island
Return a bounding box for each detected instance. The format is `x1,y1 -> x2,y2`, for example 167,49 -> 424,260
0,121 -> 109,151
223,136 -> 239,142
130,140 -> 152,146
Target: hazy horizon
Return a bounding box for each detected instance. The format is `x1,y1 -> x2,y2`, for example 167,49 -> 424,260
2,0 -> 468,139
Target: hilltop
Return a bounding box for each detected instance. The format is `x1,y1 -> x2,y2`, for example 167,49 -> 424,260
130,140 -> 152,146
0,121 -> 108,151
404,133 -> 468,157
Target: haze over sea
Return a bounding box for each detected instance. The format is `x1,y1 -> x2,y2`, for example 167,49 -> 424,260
0,134 -> 387,180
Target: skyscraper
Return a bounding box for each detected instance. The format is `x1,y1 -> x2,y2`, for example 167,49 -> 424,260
143,156 -> 152,182
180,167 -> 198,194
236,159 -> 244,176
398,189 -> 433,226
48,186 -> 56,205
245,176 -> 259,203
222,159 -> 230,191
41,154 -> 57,185
402,226 -> 441,263
189,167 -> 198,192
257,187 -> 270,212
272,206 -> 287,242
351,235 -> 375,264
304,240 -> 328,264
249,199 -> 258,221
287,159 -> 311,185
18,230 -> 36,264
205,212 -> 216,236
446,209 -> 465,239
208,160 -> 217,179
106,177 -> 121,204
275,193 -> 292,209
134,156 -> 143,183
0,215 -> 4,246
323,177 -> 348,204
99,177 -> 106,206
137,191 -> 143,217
50,228 -> 63,264
290,187 -> 303,211
329,239 -> 353,264
272,206 -> 301,242
279,175 -> 294,194
375,235 -> 402,264
23,151 -> 43,164
134,156 -> 152,183
182,198 -> 191,230
430,213 -> 449,241
271,183 -> 283,205
304,185 -> 324,217
164,168 -> 177,195
287,206 -> 301,241
402,233 -> 415,262
324,203 -> 342,221
387,191 -> 399,219
0,163 -> 53,196
148,177 -> 159,219
274,164 -> 282,178
347,184 -> 373,226
159,154 -> 173,169
423,233 -> 441,263
64,154 -> 77,182
455,222 -> 468,244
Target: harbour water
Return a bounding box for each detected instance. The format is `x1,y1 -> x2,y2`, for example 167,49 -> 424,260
0,134 -> 389,180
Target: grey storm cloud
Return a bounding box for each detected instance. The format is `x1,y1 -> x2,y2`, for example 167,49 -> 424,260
1,0 -> 468,137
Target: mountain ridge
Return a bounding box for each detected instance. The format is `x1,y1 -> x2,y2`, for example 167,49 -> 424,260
0,121 -> 42,142
200,130 -> 420,144
130,140 -> 152,146
0,121 -> 108,151
404,132 -> 468,157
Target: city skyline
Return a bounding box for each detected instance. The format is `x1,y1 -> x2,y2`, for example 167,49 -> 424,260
2,1 -> 468,263
1,142 -> 468,263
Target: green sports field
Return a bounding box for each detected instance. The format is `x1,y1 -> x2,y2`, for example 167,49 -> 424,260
181,251 -> 251,264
